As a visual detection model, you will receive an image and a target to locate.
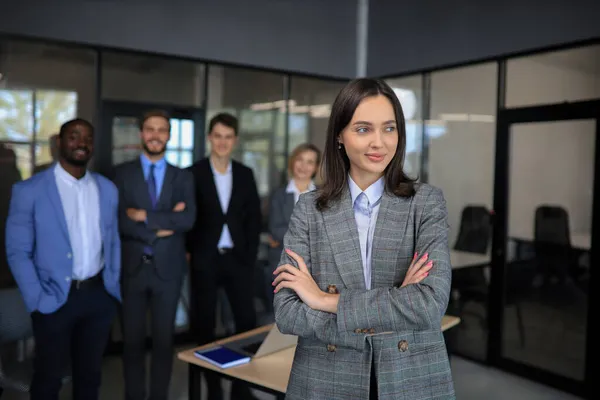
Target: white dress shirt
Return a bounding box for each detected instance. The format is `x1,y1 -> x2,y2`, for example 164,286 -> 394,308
210,159 -> 234,249
54,163 -> 104,280
285,179 -> 316,204
348,175 -> 384,290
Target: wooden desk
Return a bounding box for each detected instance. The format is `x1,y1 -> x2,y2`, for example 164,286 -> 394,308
450,250 -> 490,270
178,316 -> 461,400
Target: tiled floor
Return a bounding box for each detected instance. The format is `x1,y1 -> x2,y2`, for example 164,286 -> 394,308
1,354 -> 580,399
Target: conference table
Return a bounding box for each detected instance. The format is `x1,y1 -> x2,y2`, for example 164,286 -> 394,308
178,316 -> 461,400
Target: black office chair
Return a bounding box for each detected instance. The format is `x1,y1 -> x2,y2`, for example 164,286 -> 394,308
453,205 -> 492,254
533,205 -> 581,287
451,205 -> 527,347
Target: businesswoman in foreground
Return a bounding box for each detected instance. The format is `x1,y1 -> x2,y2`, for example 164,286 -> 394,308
272,78 -> 454,399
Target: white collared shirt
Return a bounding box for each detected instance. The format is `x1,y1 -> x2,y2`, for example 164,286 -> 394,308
54,163 -> 104,280
210,159 -> 234,249
348,175 -> 385,290
286,179 -> 316,204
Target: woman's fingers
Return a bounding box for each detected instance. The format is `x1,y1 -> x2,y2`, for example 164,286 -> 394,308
274,280 -> 293,294
273,264 -> 300,276
272,272 -> 297,287
285,249 -> 309,273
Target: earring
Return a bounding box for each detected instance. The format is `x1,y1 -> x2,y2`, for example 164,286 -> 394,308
338,143 -> 342,150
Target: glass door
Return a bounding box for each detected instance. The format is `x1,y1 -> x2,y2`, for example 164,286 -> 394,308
99,101 -> 204,352
491,100 -> 599,399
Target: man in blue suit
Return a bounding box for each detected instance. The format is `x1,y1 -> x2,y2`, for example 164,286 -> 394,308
5,118 -> 121,400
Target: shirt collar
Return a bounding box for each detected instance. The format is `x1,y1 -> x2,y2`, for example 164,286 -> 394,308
209,158 -> 232,176
286,179 -> 316,195
54,162 -> 91,185
140,154 -> 167,171
348,175 -> 385,206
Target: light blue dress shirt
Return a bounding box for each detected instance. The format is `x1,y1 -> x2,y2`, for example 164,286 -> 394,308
140,154 -> 167,199
54,163 -> 104,280
348,175 -> 385,290
210,159 -> 234,249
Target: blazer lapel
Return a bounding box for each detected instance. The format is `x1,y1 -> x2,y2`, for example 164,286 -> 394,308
371,193 -> 411,288
133,160 -> 153,211
45,170 -> 70,242
94,175 -> 111,240
156,164 -> 175,209
323,188 -> 366,290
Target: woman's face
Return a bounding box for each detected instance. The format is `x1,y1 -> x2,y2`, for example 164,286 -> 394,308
292,150 -> 319,181
338,95 -> 398,187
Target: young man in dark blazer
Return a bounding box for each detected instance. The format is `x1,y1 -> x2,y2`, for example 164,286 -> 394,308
187,113 -> 261,400
113,110 -> 196,400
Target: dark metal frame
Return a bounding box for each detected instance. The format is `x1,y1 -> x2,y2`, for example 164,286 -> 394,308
490,100 -> 600,398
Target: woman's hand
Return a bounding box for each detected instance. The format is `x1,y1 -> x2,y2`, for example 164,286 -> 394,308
401,252 -> 433,287
273,249 -> 338,313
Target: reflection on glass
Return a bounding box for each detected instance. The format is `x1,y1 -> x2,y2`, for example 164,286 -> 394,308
386,75 -> 423,179
505,120 -> 592,381
0,90 -> 34,141
165,151 -> 179,165
35,90 -> 77,140
181,120 -> 194,150
289,77 -> 345,154
506,44 -> 600,107
35,143 -> 52,167
428,63 -> 497,362
112,117 -> 141,165
168,119 -> 181,149
180,151 -> 193,168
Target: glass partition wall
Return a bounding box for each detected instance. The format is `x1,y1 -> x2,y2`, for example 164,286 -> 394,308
1,34 -> 598,399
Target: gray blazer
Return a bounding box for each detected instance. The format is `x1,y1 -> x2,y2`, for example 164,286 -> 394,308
268,187 -> 296,270
274,183 -> 454,399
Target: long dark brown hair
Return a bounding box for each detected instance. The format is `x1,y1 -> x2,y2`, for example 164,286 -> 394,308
316,78 -> 416,211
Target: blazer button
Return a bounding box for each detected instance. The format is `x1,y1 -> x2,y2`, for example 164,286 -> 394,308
354,328 -> 362,334
369,328 -> 375,334
326,344 -> 336,352
361,328 -> 369,334
398,340 -> 409,352
326,284 -> 339,294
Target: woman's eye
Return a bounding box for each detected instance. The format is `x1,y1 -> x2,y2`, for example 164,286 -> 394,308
385,126 -> 397,132
356,127 -> 368,133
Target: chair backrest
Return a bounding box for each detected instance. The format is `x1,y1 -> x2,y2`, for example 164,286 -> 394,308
534,205 -> 571,246
453,205 -> 492,254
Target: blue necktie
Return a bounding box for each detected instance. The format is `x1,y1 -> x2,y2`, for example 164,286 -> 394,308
147,164 -> 157,208
144,164 -> 157,255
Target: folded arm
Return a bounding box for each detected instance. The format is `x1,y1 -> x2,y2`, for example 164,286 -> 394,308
5,183 -> 43,312
146,170 -> 196,232
113,171 -> 157,245
273,195 -> 340,344
336,187 -> 452,333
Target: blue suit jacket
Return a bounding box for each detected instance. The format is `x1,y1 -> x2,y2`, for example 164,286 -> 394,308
5,165 -> 122,314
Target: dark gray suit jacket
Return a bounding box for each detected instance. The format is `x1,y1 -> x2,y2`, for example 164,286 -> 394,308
274,183 -> 454,399
267,187 -> 296,270
113,159 -> 196,281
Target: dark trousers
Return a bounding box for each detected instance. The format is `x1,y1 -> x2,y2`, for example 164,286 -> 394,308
191,250 -> 256,399
122,258 -> 183,400
30,278 -> 116,400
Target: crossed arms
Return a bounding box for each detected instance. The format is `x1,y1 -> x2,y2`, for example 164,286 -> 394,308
273,187 -> 452,346
114,169 -> 196,244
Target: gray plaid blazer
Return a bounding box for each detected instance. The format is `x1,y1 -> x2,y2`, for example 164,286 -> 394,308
274,183 -> 455,399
